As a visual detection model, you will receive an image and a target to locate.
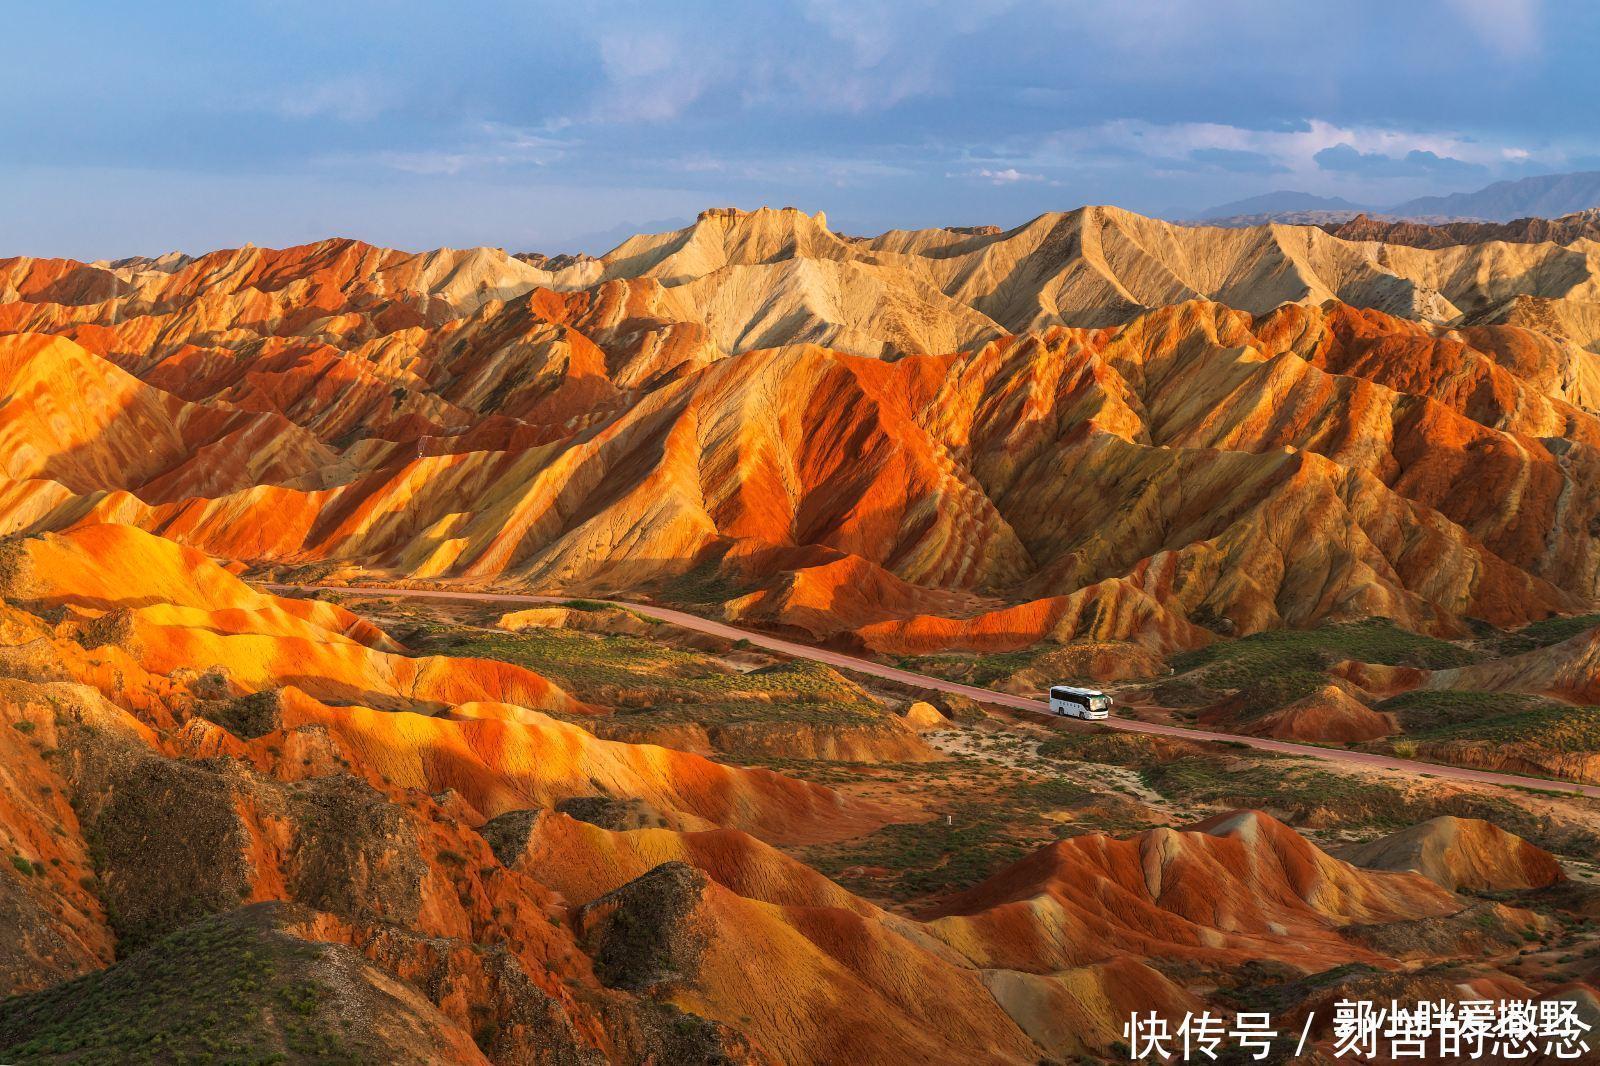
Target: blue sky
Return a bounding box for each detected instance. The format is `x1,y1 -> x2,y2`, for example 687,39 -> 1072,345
5,0 -> 1598,258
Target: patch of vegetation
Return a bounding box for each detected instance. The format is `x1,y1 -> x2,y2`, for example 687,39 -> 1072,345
813,818 -> 1029,901
1150,677 -> 1223,708
1139,753 -> 1582,852
806,773 -> 1091,903
1169,618 -> 1478,687
1403,703 -> 1600,752
190,667 -> 234,702
1037,730 -> 1173,766
0,908 -> 370,1065
559,598 -> 620,613
1141,757 -> 1415,828
78,607 -> 136,651
1374,689 -> 1549,733
83,757 -> 256,953
892,648 -> 1045,688
198,689 -> 285,740
1218,961 -> 1383,1016
654,561 -> 746,607
897,639 -> 1161,690
1514,613 -> 1600,650
277,561 -> 343,586
0,534 -> 28,600
1227,668 -> 1330,718
586,862 -> 708,992
418,625 -> 887,728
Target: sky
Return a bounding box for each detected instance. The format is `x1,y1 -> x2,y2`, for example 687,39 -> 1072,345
5,0 -> 1599,259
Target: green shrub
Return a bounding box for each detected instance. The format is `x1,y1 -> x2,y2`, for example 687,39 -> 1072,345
79,607 -> 136,651
1169,618 -> 1477,685
559,599 -> 614,613
1375,689 -> 1543,732
0,535 -> 28,600
1517,613 -> 1600,648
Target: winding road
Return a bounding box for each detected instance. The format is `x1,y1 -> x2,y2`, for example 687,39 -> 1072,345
268,583 -> 1600,801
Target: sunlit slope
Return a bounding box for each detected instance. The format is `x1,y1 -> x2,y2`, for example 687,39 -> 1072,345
0,208 -> 1596,660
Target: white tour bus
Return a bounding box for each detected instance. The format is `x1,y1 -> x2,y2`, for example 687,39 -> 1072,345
1049,685 -> 1113,720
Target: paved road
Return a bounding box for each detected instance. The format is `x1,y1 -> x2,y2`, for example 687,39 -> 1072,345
268,582 -> 1600,800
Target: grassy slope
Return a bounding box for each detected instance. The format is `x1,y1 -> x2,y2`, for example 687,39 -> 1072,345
0,908 -> 372,1065
419,623 -> 888,728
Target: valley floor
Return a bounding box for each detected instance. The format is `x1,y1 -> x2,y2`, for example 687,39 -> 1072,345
2,531 -> 1599,1062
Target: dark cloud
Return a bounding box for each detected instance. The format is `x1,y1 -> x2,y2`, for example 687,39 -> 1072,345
1314,144 -> 1488,180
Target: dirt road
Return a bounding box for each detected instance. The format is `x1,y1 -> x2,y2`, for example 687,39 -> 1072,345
267,583 -> 1600,800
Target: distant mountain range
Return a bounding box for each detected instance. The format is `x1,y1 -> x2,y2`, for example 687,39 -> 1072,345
1191,191 -> 1372,220
1188,170 -> 1600,226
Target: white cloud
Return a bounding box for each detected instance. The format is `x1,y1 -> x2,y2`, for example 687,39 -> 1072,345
957,167 -> 1044,185
1444,0 -> 1542,60
347,121 -> 573,176
663,153 -> 912,186
1024,118 -> 1551,184
790,0 -> 1018,111
568,1 -> 1019,125
588,28 -> 718,122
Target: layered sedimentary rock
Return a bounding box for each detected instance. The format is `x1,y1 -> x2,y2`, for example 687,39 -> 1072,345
1429,626 -> 1600,704
0,501 -> 1590,1062
925,810 -> 1458,973
3,206 -> 1600,1064
1,205 -> 1597,661
1335,816 -> 1566,892
1324,209 -> 1600,249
